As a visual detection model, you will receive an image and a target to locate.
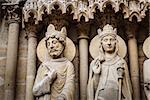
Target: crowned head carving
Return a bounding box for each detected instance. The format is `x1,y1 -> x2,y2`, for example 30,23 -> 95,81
98,24 -> 117,40
97,24 -> 118,60
45,24 -> 67,59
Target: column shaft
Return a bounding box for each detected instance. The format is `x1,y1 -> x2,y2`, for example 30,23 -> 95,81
128,37 -> 140,100
5,22 -> 19,100
79,36 -> 88,100
25,33 -> 37,100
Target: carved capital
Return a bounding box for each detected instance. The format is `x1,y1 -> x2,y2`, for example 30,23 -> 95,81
125,21 -> 138,40
77,22 -> 90,39
2,3 -> 21,24
25,24 -> 38,39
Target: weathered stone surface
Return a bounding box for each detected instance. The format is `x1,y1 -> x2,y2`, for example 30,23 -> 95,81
33,24 -> 75,100
87,24 -> 132,100
0,18 -> 8,100
15,29 -> 28,100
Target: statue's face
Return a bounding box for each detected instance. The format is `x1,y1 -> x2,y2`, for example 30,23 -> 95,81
101,35 -> 117,53
46,38 -> 64,58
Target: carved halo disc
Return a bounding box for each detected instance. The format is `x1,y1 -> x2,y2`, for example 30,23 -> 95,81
89,35 -> 127,58
37,37 -> 76,62
143,36 -> 150,58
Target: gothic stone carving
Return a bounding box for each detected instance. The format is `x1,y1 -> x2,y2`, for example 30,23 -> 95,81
23,0 -> 149,24
33,24 -> 75,100
143,36 -> 150,100
2,3 -> 21,23
87,24 -> 132,100
144,59 -> 150,100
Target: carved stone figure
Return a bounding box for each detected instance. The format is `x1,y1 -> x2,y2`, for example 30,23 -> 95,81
143,36 -> 150,100
144,59 -> 150,100
33,24 -> 75,100
87,24 -> 132,100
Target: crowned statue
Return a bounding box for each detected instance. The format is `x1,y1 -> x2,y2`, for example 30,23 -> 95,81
32,24 -> 75,100
87,24 -> 132,100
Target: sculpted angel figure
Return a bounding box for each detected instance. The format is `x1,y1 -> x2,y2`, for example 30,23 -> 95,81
87,24 -> 132,100
32,24 -> 75,100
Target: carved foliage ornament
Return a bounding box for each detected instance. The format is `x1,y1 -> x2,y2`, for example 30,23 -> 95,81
2,3 -> 21,23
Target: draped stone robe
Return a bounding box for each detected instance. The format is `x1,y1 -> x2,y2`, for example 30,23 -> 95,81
33,57 -> 75,100
87,55 -> 132,100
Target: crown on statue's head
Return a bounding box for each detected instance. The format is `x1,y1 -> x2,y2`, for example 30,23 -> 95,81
97,24 -> 117,39
45,24 -> 67,42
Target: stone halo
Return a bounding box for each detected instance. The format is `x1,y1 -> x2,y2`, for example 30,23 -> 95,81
37,37 -> 76,62
143,36 -> 150,58
89,35 -> 127,59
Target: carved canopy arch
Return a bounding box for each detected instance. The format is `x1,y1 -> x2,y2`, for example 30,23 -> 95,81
119,3 -> 129,19
23,8 -> 38,22
23,0 -> 38,22
129,12 -> 142,22
100,0 -> 119,12
66,2 -> 76,14
22,0 -> 150,24
37,4 -> 46,21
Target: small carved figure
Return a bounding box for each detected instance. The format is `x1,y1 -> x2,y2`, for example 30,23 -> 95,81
87,24 -> 132,100
33,24 -> 75,100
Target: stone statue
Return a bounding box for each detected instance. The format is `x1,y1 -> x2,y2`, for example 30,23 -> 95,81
87,24 -> 132,100
33,24 -> 75,100
144,59 -> 150,100
143,36 -> 150,100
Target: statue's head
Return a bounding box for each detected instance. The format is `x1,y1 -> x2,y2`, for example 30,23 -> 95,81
45,24 -> 67,59
98,24 -> 118,55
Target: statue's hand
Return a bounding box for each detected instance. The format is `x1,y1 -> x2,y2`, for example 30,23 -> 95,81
117,66 -> 125,80
92,59 -> 101,74
47,69 -> 57,81
57,94 -> 66,100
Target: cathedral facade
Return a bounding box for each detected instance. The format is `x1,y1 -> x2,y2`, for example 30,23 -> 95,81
0,0 -> 150,100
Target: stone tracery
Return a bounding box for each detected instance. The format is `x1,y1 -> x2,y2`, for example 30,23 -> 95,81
22,0 -> 149,23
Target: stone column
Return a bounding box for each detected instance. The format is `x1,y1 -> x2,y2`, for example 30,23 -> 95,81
25,26 -> 37,100
77,23 -> 89,100
4,4 -> 20,100
126,22 -> 140,100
